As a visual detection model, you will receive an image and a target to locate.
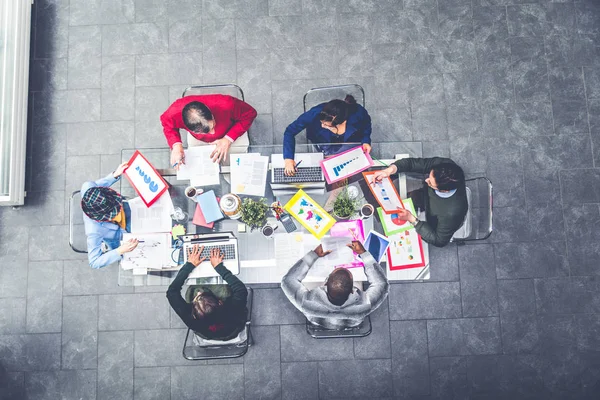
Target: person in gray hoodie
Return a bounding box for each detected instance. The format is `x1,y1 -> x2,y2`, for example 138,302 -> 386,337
281,241 -> 389,330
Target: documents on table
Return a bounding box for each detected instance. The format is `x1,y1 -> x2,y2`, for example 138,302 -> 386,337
321,237 -> 355,266
176,146 -> 220,186
120,232 -> 174,270
230,153 -> 268,197
128,191 -> 174,234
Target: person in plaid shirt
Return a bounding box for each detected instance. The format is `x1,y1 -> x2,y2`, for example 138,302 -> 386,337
81,162 -> 139,269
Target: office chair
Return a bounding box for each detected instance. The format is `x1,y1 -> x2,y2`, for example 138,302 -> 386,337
182,287 -> 253,360
182,83 -> 244,100
303,84 -> 365,112
68,190 -> 87,253
451,177 -> 493,244
305,316 -> 372,339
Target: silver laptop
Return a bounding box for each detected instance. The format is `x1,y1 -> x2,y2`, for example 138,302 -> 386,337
182,232 -> 240,279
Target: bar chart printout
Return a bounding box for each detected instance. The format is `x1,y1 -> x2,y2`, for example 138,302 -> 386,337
320,146 -> 374,184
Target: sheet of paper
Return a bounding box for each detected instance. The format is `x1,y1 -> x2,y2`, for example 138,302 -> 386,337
230,153 -> 269,197
176,146 -> 220,186
121,233 -> 171,270
321,237 -> 355,265
129,191 -> 174,234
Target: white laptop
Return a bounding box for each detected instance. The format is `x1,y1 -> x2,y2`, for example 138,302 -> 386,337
181,232 -> 240,279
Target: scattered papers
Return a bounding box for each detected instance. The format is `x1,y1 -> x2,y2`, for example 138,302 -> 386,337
121,233 -> 173,270
321,237 -> 355,266
129,191 -> 174,234
230,153 -> 269,197
328,219 -> 366,268
177,146 -> 220,186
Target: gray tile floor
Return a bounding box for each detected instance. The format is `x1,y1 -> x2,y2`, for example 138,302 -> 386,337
1,0 -> 600,398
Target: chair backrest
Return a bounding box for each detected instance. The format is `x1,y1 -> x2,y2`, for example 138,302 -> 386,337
182,287 -> 253,360
452,177 -> 493,242
69,190 -> 88,253
182,84 -> 244,100
305,315 -> 372,339
303,84 -> 365,112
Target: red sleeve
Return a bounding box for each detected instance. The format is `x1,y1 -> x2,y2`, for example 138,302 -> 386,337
160,100 -> 184,149
225,97 -> 258,141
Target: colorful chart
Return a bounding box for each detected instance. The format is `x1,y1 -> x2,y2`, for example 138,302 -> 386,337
377,198 -> 417,235
387,229 -> 425,270
284,189 -> 336,239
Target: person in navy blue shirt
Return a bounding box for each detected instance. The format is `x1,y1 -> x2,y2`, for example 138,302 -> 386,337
282,95 -> 372,176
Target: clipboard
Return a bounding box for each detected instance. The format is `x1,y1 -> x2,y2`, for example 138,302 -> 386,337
320,146 -> 374,184
386,230 -> 426,270
123,150 -> 169,207
362,170 -> 404,214
283,189 -> 336,239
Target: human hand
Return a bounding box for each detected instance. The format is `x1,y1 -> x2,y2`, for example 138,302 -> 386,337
347,240 -> 366,255
117,238 -> 139,255
371,165 -> 397,184
314,244 -> 332,258
362,143 -> 372,154
170,144 -> 185,170
395,208 -> 416,223
113,162 -> 129,179
209,247 -> 224,267
284,159 -> 296,176
210,138 -> 232,163
188,245 -> 207,267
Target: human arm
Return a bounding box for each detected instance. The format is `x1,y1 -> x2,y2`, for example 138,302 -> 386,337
86,232 -> 122,269
280,250 -> 320,311
160,101 -> 184,149
372,157 -> 454,183
360,251 -> 389,310
359,107 -> 372,145
414,215 -> 459,247
282,106 -> 321,160
223,97 -> 258,142
80,171 -> 120,194
215,264 -> 248,307
166,262 -> 195,320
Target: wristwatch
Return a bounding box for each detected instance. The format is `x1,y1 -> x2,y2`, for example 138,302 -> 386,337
410,218 -> 419,227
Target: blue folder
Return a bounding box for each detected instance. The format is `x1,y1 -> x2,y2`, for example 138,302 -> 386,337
196,190 -> 224,223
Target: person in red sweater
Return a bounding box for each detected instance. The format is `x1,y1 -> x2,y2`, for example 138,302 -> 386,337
160,94 -> 257,166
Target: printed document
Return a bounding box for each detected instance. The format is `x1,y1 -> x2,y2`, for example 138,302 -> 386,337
120,233 -> 172,270
321,236 -> 355,265
230,153 -> 269,197
129,191 -> 174,234
177,146 -> 220,186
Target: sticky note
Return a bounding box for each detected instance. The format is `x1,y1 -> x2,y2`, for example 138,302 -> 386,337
171,224 -> 186,239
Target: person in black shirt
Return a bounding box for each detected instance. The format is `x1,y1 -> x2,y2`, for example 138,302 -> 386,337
167,245 -> 248,341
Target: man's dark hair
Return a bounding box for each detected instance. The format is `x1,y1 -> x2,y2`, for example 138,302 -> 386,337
192,291 -> 221,320
182,101 -> 214,134
318,95 -> 356,127
431,162 -> 465,191
326,268 -> 353,306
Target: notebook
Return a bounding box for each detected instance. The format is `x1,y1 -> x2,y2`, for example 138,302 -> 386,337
192,203 -> 214,229
196,190 -> 224,223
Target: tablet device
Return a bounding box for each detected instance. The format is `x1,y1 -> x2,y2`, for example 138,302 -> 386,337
363,230 -> 390,263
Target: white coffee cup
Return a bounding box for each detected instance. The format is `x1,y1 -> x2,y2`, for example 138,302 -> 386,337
359,204 -> 375,219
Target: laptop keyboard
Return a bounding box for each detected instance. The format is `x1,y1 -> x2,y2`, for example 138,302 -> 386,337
184,243 -> 237,261
272,167 -> 323,183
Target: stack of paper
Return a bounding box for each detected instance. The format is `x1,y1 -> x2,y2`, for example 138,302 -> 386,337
121,232 -> 174,273
176,146 -> 220,186
128,191 -> 174,234
230,153 -> 269,197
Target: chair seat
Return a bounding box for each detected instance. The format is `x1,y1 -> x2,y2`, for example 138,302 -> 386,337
192,326 -> 248,346
451,186 -> 473,240
305,316 -> 372,339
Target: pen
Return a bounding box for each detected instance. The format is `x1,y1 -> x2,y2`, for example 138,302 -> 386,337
295,160 -> 303,169
348,228 -> 358,241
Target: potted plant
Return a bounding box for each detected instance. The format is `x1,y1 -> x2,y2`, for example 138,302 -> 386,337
240,198 -> 270,231
332,186 -> 360,220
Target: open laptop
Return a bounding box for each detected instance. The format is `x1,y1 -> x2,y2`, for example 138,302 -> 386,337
181,232 -> 240,279
270,153 -> 326,192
